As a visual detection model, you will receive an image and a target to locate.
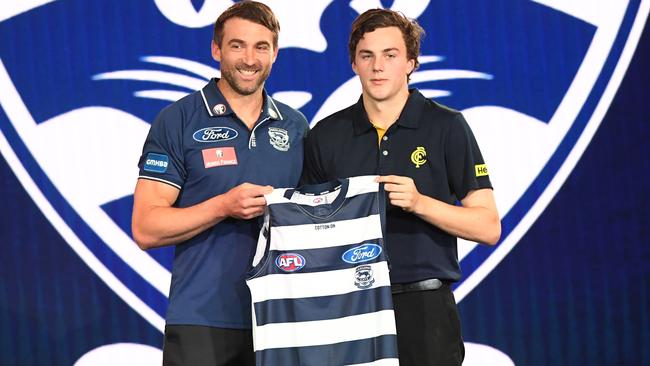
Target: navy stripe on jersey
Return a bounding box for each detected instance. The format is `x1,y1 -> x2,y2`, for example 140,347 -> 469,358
256,334 -> 398,366
261,240 -> 387,276
254,286 -> 393,326
269,192 -> 380,226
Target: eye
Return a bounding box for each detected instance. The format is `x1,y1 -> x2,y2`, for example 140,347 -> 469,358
257,44 -> 270,51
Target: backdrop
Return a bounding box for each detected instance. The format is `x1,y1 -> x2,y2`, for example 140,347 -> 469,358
1,1 -> 648,365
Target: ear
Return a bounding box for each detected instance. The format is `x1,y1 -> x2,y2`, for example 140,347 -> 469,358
271,46 -> 279,64
351,61 -> 359,75
407,58 -> 416,75
211,40 -> 221,62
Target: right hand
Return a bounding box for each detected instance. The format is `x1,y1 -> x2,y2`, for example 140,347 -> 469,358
222,183 -> 273,220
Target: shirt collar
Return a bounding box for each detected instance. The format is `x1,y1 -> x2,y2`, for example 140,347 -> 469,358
200,78 -> 283,121
352,89 -> 426,135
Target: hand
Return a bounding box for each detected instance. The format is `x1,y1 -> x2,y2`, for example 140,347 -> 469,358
376,175 -> 422,213
221,183 -> 273,220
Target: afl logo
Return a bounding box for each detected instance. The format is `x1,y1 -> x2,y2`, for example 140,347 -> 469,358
275,253 -> 306,272
0,1 -> 646,339
193,127 -> 238,142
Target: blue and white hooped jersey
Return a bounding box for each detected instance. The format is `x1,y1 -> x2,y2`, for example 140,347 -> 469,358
247,175 -> 398,366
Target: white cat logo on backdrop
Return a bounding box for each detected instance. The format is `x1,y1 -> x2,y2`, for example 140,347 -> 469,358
0,0 -> 646,364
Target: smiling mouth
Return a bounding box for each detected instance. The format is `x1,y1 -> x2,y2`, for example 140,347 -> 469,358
238,68 -> 259,78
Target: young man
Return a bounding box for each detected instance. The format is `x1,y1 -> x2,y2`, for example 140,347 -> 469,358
301,9 -> 501,366
131,2 -> 308,365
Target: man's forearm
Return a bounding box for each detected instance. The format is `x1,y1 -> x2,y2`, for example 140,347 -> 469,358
132,195 -> 228,250
413,195 -> 501,245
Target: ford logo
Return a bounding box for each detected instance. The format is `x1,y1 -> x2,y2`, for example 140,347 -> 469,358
342,244 -> 382,264
192,126 -> 238,142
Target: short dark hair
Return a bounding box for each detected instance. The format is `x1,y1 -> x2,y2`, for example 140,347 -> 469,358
349,9 -> 425,76
213,1 -> 280,48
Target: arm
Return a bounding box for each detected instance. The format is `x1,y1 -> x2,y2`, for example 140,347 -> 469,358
377,175 -> 501,245
131,179 -> 272,250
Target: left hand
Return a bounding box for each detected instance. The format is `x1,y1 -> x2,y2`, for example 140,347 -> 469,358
376,175 -> 422,213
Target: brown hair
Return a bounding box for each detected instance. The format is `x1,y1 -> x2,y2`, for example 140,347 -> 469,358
349,9 -> 425,76
213,1 -> 280,48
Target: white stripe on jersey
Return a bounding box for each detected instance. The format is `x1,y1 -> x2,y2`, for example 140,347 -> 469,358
248,261 -> 391,302
264,175 -> 379,206
269,214 -> 382,251
346,358 -> 400,366
253,309 -> 397,351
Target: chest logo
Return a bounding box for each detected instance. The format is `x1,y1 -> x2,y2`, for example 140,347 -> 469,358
201,147 -> 238,168
212,104 -> 227,115
410,146 -> 427,168
268,127 -> 290,151
193,127 -> 238,143
354,265 -> 375,289
342,244 -> 382,264
275,253 -> 306,272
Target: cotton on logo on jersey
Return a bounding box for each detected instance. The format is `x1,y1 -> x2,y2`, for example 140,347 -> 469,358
275,253 -> 306,272
342,244 -> 382,264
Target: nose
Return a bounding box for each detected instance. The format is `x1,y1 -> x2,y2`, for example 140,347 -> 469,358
372,57 -> 384,73
243,47 -> 255,65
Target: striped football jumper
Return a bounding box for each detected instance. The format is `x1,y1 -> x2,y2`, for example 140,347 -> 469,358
246,175 -> 398,366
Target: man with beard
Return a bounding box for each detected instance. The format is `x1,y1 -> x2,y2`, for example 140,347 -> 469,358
131,2 -> 308,365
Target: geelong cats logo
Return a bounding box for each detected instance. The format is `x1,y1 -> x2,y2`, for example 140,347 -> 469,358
0,0 -> 646,348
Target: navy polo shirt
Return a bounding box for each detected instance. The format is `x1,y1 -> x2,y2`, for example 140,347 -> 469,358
301,89 -> 492,283
138,78 -> 308,328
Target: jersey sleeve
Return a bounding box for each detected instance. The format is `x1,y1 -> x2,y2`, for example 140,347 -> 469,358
137,107 -> 187,189
445,113 -> 493,201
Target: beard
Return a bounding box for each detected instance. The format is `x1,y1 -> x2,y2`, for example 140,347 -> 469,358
220,61 -> 271,96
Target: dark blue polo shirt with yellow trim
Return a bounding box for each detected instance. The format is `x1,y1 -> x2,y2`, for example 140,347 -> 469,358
138,78 -> 308,328
301,89 -> 492,284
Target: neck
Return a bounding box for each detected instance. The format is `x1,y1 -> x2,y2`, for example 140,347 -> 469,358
362,88 -> 410,129
216,79 -> 265,129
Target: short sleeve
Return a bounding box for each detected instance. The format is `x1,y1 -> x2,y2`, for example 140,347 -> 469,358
137,107 -> 186,189
299,127 -> 327,185
445,113 -> 492,201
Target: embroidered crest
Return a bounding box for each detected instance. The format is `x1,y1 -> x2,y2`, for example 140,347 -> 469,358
354,265 -> 375,289
268,127 -> 290,151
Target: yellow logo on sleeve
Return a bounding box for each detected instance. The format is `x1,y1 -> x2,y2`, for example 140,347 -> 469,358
475,164 -> 489,177
410,147 -> 427,168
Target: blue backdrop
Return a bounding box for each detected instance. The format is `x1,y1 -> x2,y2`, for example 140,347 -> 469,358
0,1 -> 648,365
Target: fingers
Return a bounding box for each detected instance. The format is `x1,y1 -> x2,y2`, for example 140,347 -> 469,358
239,183 -> 273,197
377,175 -> 403,184
239,206 -> 266,220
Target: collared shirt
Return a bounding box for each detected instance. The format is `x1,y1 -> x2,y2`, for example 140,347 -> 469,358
138,78 -> 309,328
301,89 -> 492,283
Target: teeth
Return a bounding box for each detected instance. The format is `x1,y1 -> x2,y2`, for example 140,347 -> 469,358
239,69 -> 257,75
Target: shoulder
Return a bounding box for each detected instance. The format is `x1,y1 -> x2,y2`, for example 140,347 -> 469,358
422,97 -> 464,124
155,90 -> 204,124
309,104 -> 357,137
270,98 -> 309,130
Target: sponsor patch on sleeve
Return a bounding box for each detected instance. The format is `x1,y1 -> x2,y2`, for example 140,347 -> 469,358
143,153 -> 169,173
202,147 -> 238,168
475,164 -> 489,177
